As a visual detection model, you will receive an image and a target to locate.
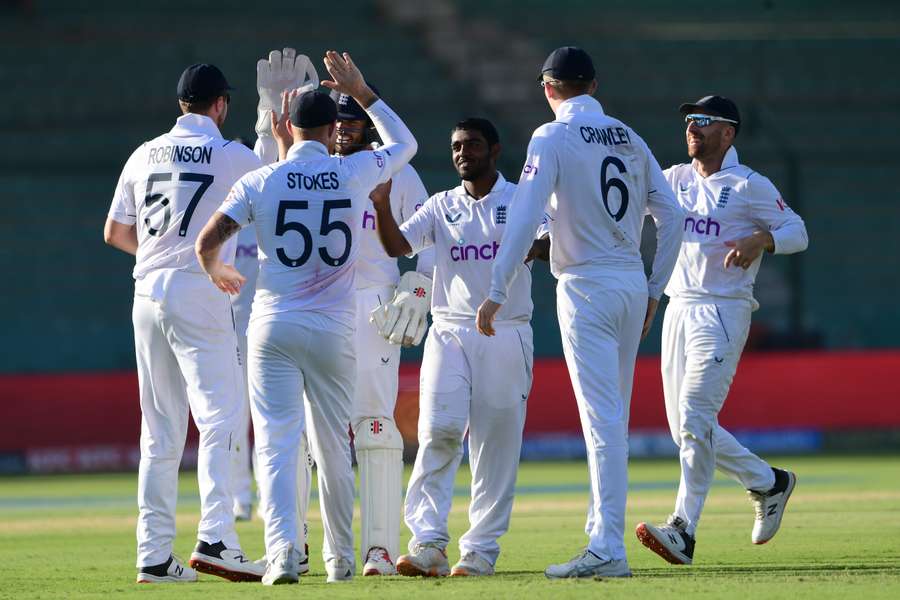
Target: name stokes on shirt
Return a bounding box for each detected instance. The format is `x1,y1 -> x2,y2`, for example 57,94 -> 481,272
286,171 -> 340,191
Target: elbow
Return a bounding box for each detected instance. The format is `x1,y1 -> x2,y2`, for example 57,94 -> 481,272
103,230 -> 115,246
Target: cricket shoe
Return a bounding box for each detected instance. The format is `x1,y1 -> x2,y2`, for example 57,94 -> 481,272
396,543 -> 450,577
136,555 -> 197,583
363,546 -> 397,576
326,557 -> 354,583
544,549 -> 632,579
748,467 -> 797,544
451,551 -> 494,576
254,543 -> 310,576
635,515 -> 695,565
189,540 -> 264,582
262,546 -> 301,585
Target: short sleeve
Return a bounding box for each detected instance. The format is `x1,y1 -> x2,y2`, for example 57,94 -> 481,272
108,146 -> 143,225
399,194 -> 438,255
219,173 -> 255,227
345,148 -> 394,192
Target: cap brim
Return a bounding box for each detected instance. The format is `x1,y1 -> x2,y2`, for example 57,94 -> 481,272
679,102 -> 704,115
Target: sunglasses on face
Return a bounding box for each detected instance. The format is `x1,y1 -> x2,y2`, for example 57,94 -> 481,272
684,113 -> 737,127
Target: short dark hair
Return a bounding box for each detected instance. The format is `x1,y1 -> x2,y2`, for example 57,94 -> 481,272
451,118 -> 500,147
544,78 -> 593,98
179,96 -> 218,114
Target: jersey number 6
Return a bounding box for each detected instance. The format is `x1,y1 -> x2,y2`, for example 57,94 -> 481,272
275,199 -> 353,268
600,156 -> 629,222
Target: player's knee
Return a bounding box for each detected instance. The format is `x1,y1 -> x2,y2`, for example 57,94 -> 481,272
353,417 -> 403,452
679,422 -> 713,448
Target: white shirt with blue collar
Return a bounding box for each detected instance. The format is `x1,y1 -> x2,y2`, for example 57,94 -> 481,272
400,172 -> 535,326
663,146 -> 808,308
489,94 -> 684,303
220,139 -> 398,325
108,112 -> 262,281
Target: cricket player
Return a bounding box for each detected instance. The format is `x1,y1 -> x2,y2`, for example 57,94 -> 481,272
195,51 -> 418,585
478,47 -> 684,578
635,96 -> 807,565
332,89 -> 433,575
104,63 -> 266,583
372,118 -> 545,578
228,52 -> 318,577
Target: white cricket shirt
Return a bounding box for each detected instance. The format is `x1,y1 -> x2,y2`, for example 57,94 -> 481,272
220,98 -> 416,326
490,95 -> 684,303
663,146 -> 808,307
231,225 -> 260,335
108,113 -> 262,281
400,173 -> 534,326
356,163 -> 430,289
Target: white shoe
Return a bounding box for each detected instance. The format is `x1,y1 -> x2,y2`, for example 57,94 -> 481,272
326,557 -> 354,583
396,543 -> 450,577
254,543 -> 309,577
262,546 -> 300,585
544,549 -> 632,579
451,551 -> 494,576
363,546 -> 397,576
635,515 -> 696,565
136,554 -> 197,583
189,540 -> 265,582
749,468 -> 797,544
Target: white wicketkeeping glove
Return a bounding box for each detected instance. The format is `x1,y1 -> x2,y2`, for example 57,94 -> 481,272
370,271 -> 432,347
255,47 -> 319,137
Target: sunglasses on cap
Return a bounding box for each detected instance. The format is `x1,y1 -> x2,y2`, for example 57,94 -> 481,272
684,113 -> 737,127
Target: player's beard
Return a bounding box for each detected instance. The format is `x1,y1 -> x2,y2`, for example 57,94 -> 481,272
456,157 -> 490,182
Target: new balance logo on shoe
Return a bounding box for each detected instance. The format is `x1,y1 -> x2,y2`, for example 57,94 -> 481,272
767,504 -> 778,516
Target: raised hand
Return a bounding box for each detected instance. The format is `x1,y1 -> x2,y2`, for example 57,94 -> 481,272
321,51 -> 376,107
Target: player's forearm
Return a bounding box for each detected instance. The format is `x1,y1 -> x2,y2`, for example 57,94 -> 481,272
195,212 -> 241,273
366,99 -> 417,174
373,202 -> 412,257
103,218 -> 138,256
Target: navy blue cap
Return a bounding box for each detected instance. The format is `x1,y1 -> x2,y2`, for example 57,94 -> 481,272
679,95 -> 741,134
539,46 -> 595,81
336,83 -> 380,121
177,63 -> 232,102
290,90 -> 337,129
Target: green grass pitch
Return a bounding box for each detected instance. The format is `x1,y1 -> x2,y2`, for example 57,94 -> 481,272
1,455 -> 898,599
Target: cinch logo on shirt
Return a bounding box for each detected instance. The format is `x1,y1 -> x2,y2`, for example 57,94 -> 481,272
362,210 -> 376,230
236,244 -> 257,258
450,241 -> 500,261
684,216 -> 721,236
522,164 -> 538,176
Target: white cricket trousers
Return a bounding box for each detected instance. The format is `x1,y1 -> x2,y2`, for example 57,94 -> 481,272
404,322 -> 532,565
556,268 -> 647,562
230,318 -> 254,510
352,285 -> 401,422
662,298 -> 776,536
248,314 -> 356,566
131,270 -> 242,567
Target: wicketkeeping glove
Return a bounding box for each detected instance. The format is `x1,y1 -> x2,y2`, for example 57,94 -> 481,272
370,271 -> 432,347
255,47 -> 319,137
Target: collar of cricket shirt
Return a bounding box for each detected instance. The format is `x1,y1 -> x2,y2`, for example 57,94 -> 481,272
454,171 -> 508,203
555,94 -> 605,120
286,140 -> 329,160
691,145 -> 740,179
170,113 -> 223,139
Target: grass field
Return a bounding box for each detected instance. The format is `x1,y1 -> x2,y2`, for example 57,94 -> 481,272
1,455 -> 898,599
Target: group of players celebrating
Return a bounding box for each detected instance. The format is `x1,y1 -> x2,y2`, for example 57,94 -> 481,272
103,44 -> 807,585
